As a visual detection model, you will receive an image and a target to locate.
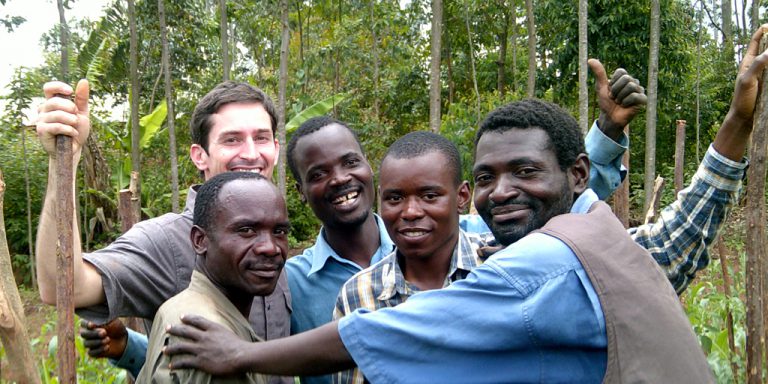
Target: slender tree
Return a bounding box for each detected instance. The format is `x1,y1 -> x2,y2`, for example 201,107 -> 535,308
370,0 -> 380,126
464,0 -> 481,126
429,0 -> 443,132
578,0 -> 588,133
158,0 -> 179,212
643,0 -> 660,213
525,0 -> 535,98
220,0 -> 230,81
128,0 -> 141,218
277,0 -> 290,194
497,1 -> 510,98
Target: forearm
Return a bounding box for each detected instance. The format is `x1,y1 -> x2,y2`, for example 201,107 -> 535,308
37,156 -> 104,307
713,111 -> 751,161
110,329 -> 147,378
237,321 -> 354,376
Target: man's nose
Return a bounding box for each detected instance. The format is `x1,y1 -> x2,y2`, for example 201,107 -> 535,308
489,174 -> 520,204
401,197 -> 425,221
252,232 -> 283,259
239,138 -> 259,160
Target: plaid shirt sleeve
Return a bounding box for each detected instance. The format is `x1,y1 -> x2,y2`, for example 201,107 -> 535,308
628,144 -> 746,294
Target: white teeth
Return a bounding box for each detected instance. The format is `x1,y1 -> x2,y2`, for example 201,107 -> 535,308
403,231 -> 427,237
332,191 -> 359,205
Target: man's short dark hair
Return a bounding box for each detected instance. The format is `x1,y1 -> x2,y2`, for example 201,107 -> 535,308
194,171 -> 267,231
190,81 -> 278,152
475,99 -> 584,170
286,116 -> 364,184
383,131 -> 462,186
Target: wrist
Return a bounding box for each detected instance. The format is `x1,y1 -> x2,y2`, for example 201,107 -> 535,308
596,114 -> 624,142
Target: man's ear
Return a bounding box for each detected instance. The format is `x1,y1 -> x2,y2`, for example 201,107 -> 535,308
190,144 -> 210,173
456,181 -> 471,213
273,139 -> 280,167
294,181 -> 307,203
569,153 -> 590,194
190,225 -> 209,257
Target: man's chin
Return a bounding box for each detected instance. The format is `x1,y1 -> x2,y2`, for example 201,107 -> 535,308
490,226 -> 527,247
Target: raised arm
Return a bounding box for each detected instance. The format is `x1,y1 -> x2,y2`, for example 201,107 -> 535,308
35,79 -> 105,306
630,25 -> 768,293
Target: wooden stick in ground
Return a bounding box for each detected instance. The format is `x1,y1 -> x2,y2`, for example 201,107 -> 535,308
717,240 -> 740,383
55,134 -> 76,383
674,120 -> 686,194
643,176 -> 665,225
745,33 -> 768,384
611,126 -> 630,228
119,171 -> 144,339
0,170 -> 40,383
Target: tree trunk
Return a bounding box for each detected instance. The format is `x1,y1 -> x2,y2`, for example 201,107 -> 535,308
21,126 -> 35,286
745,34 -> 768,384
446,33 -> 454,106
464,0 -> 481,126
643,0 -> 660,214
674,120 -> 686,194
370,0 -> 380,127
696,4 -> 702,162
429,0 -> 443,132
717,240 -> 741,384
525,0 -> 535,98
0,172 -> 41,384
497,4 -> 509,98
277,0 -> 290,195
511,6 -> 517,94
578,0 -> 588,133
220,0 -> 230,81
128,0 -> 141,219
723,0 -> 734,64
158,0 -> 179,213
752,0 -> 760,31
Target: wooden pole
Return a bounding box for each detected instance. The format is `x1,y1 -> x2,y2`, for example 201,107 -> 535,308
643,176 -> 665,225
612,126 -> 630,228
745,33 -> 768,384
717,240 -> 740,383
674,120 -> 686,194
55,135 -> 76,383
0,170 -> 40,383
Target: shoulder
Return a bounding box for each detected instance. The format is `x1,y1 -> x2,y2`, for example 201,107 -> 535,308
483,233 -> 582,296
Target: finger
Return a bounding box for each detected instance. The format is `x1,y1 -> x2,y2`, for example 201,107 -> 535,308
179,314 -> 215,331
74,79 -> 90,114
609,68 -> 629,87
740,24 -> 768,73
80,319 -> 91,329
36,122 -> 81,138
166,324 -> 203,341
43,81 -> 73,99
37,109 -> 79,127
163,341 -> 197,358
79,328 -> 106,339
609,75 -> 632,99
83,337 -> 108,348
614,82 -> 641,104
37,97 -> 77,115
167,355 -> 200,371
621,93 -> 648,108
587,59 -> 609,91
87,345 -> 108,357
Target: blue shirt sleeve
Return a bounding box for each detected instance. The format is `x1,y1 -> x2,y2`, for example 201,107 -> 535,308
585,121 -> 628,200
108,328 -> 147,379
337,233 -> 606,383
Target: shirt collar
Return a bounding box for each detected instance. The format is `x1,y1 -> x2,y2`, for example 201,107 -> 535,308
307,213 -> 395,276
377,229 -> 482,301
571,188 -> 599,214
182,185 -> 199,220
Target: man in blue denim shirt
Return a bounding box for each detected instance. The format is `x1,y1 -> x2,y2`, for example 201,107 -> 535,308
161,30 -> 767,379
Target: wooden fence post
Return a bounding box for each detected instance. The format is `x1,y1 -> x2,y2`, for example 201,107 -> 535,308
0,170 -> 40,383
745,33 -> 768,384
674,120 -> 686,194
612,126 -> 630,228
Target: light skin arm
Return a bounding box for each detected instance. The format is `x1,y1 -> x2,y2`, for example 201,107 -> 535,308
164,315 -> 354,376
714,24 -> 768,161
35,79 -> 106,307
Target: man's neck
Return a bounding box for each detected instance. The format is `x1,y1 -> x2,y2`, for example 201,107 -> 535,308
399,237 -> 458,291
196,266 -> 253,319
323,213 -> 381,269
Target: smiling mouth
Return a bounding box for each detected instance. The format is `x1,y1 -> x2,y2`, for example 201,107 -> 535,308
332,191 -> 360,206
401,230 -> 428,237
490,204 -> 531,223
231,167 -> 264,174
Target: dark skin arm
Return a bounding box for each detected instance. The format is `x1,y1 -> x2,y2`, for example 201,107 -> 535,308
714,24 -> 768,161
80,318 -> 128,359
164,315 -> 354,376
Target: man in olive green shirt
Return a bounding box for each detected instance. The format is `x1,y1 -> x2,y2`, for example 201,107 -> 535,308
137,172 -> 291,383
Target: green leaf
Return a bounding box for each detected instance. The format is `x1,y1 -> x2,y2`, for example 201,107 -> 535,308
286,93 -> 347,132
139,100 -> 168,149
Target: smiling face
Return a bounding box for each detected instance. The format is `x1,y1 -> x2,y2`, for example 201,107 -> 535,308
380,151 -> 470,260
190,102 -> 279,180
473,128 -> 585,246
192,179 -> 290,299
293,124 -> 375,230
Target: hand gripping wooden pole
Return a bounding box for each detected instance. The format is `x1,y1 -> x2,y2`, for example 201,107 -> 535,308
55,134 -> 76,383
